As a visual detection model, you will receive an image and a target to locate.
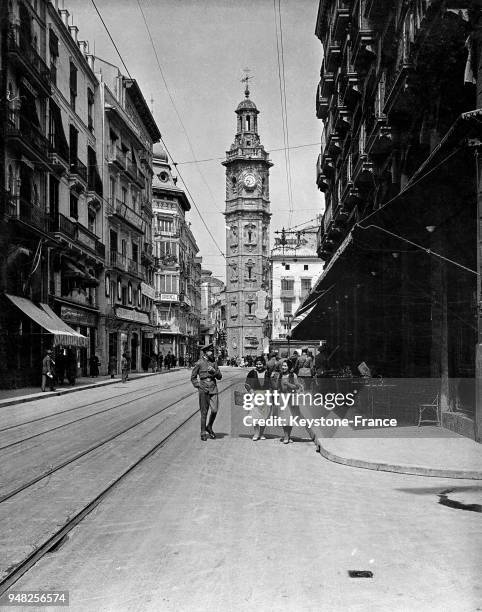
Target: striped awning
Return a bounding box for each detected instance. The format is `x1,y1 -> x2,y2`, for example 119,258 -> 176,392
5,294 -> 88,347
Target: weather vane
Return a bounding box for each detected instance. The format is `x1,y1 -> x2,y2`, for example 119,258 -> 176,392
241,67 -> 253,97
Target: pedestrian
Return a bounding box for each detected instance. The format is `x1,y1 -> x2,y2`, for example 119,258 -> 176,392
149,354 -> 157,372
191,343 -> 222,441
56,349 -> 66,385
179,355 -> 185,367
121,352 -> 129,383
277,359 -> 303,444
41,349 -> 56,392
266,350 -> 281,385
108,355 -> 117,378
89,353 -> 100,377
165,351 -> 172,370
288,350 -> 299,373
296,348 -> 314,392
158,353 -> 164,370
245,356 -> 272,441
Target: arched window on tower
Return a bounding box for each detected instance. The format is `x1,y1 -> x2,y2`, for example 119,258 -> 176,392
246,115 -> 251,131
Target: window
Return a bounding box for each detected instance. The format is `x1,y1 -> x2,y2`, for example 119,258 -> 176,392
87,88 -> 94,132
121,186 -> 127,204
69,124 -> 78,166
128,282 -> 132,303
69,62 -> 77,109
69,193 -> 78,219
281,279 -> 294,291
88,210 -> 96,234
121,285 -> 127,305
121,240 -> 127,257
159,241 -> 177,258
105,274 -> 110,297
159,274 -> 179,293
301,278 -> 312,294
49,29 -> 58,86
304,264 -> 309,271
159,218 -> 173,233
137,285 -> 141,307
247,302 -> 254,315
132,242 -> 138,263
110,177 -> 116,204
132,193 -> 137,212
117,279 -> 122,300
285,264 -> 290,270
282,299 -> 293,315
246,115 -> 251,131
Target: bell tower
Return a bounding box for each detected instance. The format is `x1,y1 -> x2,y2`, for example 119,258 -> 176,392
222,78 -> 272,358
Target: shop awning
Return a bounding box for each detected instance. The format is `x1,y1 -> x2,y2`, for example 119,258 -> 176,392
5,294 -> 88,347
39,303 -> 88,347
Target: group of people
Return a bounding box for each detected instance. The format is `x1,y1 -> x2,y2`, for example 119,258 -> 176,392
41,348 -> 78,391
190,345 -> 333,444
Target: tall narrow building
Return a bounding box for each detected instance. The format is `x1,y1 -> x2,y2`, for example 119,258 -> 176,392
223,84 -> 271,358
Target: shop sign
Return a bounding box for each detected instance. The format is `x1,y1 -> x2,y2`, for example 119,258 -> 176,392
141,282 -> 156,300
115,306 -> 150,324
61,305 -> 98,327
158,293 -> 178,302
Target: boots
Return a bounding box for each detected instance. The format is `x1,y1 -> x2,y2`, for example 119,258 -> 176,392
206,412 -> 217,439
200,403 -> 208,441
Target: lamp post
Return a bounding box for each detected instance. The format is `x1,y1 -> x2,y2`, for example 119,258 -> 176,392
285,313 -> 293,358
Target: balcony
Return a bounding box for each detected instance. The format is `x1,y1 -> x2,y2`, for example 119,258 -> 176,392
352,155 -> 374,188
334,105 -> 352,134
324,32 -> 342,73
7,25 -> 51,96
340,72 -> 361,110
316,82 -> 330,120
70,158 -> 88,184
319,61 -> 335,99
7,197 -> 51,234
7,112 -> 51,167
108,145 -> 127,170
126,159 -> 146,188
52,213 -> 76,239
333,0 -> 350,40
108,199 -> 145,233
52,214 -> 105,258
351,20 -> 376,72
316,154 -> 330,192
128,258 -> 139,275
280,288 -> 295,299
109,250 -> 127,271
364,0 -> 393,23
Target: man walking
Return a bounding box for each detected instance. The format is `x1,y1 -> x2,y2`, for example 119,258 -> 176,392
191,343 -> 222,441
41,349 -> 56,392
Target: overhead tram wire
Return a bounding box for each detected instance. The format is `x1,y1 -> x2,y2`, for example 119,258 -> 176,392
135,0 -> 223,214
276,0 -> 295,227
175,142 -> 321,165
90,0 -> 131,78
90,0 -> 226,258
273,0 -> 293,227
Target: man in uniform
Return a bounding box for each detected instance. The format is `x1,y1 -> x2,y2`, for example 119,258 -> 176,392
191,343 -> 222,441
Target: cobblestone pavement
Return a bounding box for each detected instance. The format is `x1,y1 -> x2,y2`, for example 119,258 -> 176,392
7,375 -> 481,612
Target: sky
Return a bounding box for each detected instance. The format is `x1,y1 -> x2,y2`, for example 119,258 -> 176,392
66,0 -> 323,281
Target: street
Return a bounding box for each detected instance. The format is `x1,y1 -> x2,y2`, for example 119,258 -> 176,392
1,369 -> 480,611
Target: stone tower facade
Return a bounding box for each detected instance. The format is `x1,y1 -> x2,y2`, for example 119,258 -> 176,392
223,86 -> 272,358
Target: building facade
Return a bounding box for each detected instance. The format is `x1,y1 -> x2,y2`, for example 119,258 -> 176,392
294,0 -> 481,438
222,85 -> 271,358
97,61 -> 159,374
200,270 -> 226,354
152,146 -> 201,364
271,225 -> 323,341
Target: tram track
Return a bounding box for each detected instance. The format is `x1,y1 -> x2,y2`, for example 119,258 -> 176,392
0,374 -> 188,435
0,377 -> 236,595
0,374 -> 238,504
0,378 -> 189,451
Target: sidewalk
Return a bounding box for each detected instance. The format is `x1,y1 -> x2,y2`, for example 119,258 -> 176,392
305,421 -> 482,480
0,368 -> 182,409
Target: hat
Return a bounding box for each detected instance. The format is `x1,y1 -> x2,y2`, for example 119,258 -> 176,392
200,343 -> 214,353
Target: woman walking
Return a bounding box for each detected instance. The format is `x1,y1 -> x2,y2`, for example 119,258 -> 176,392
277,359 -> 303,444
245,356 -> 272,441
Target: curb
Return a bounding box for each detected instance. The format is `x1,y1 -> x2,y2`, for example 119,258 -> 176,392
0,368 -> 181,409
305,427 -> 482,480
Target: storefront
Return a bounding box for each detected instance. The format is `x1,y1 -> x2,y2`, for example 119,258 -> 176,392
55,300 -> 99,377
109,306 -> 150,373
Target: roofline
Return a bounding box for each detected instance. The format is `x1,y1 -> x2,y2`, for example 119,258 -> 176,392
124,79 -> 161,142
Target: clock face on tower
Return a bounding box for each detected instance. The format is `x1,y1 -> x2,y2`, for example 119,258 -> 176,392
243,173 -> 256,190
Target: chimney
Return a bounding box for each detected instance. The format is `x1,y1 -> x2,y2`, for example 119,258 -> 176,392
86,54 -> 95,71
59,9 -> 69,27
78,40 -> 88,55
69,25 -> 79,43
